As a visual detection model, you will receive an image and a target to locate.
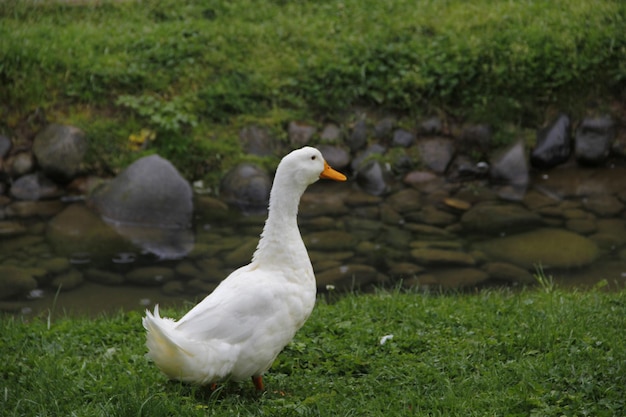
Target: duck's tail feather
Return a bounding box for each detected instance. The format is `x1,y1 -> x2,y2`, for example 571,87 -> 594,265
142,305 -> 237,385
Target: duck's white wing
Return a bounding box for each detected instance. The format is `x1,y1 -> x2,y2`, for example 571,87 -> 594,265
174,265 -> 295,344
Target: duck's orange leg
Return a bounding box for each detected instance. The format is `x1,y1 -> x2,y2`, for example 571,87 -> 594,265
252,375 -> 264,391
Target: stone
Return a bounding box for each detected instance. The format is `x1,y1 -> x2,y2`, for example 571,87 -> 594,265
91,154 -> 193,227
10,173 -> 62,201
380,226 -> 412,250
195,259 -> 227,283
386,262 -> 425,279
374,116 -> 395,140
392,129 -> 415,147
37,257 -> 71,274
475,228 -> 599,269
386,189 -> 422,213
356,160 -> 388,196
220,163 -> 271,214
46,204 -> 131,258
304,230 -> 359,251
565,219 -> 597,235
51,268 -> 84,291
186,279 -> 218,294
85,268 -> 125,285
5,200 -> 64,218
288,121 -> 316,147
0,266 -> 38,299
417,137 -> 455,174
320,123 -> 342,142
575,115 -> 616,165
419,116 -> 443,135
126,267 -> 175,286
0,221 -> 26,236
162,280 -> 186,296
347,119 -> 368,152
461,202 -> 544,235
410,248 -> 476,266
223,238 -> 257,268
380,203 -> 403,225
315,264 -> 385,290
8,152 -> 35,177
344,218 -> 382,240
33,124 -> 87,181
240,125 -> 277,156
194,196 -> 230,222
531,113 -> 571,168
0,135 -> 11,158
299,191 -> 349,218
583,194 -> 624,217
403,170 -> 438,188
482,262 -> 534,284
175,261 -> 204,279
404,223 -> 453,239
442,198 -> 471,212
589,219 -> 626,249
351,144 -> 387,171
490,140 -> 529,201
318,145 -> 350,170
523,190 -> 560,210
431,268 -> 490,289
344,189 -> 382,207
406,206 -> 458,227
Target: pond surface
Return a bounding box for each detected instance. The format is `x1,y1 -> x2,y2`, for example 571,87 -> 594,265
1,165 -> 625,318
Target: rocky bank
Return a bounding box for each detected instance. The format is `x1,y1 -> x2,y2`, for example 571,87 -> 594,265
1,109 -> 626,309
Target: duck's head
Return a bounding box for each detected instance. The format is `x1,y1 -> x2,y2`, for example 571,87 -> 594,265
278,147 -> 347,187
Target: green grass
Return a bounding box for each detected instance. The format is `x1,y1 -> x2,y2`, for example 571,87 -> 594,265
1,0 -> 625,182
2,288 -> 625,416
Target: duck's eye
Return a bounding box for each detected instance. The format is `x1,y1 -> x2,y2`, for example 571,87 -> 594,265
311,155 -> 316,160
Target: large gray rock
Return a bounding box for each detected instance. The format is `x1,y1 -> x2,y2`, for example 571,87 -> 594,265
575,115 -> 616,165
92,154 -> 193,227
33,124 -> 87,181
531,114 -> 571,168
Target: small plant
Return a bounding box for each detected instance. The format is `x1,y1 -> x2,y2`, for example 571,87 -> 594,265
116,94 -> 198,133
534,264 -> 555,293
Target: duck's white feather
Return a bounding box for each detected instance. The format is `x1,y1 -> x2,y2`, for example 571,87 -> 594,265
143,146 -> 345,386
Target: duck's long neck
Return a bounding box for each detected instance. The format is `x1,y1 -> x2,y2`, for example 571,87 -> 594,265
252,176 -> 309,266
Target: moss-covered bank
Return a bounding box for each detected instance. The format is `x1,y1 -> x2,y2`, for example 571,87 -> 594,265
1,0 -> 625,185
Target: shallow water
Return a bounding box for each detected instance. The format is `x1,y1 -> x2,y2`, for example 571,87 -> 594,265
1,165 -> 625,318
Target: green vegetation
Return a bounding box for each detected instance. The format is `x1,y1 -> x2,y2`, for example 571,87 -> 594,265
2,288 -> 625,416
1,0 -> 625,182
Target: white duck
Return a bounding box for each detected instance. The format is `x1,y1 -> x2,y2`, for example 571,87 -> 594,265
143,147 -> 346,390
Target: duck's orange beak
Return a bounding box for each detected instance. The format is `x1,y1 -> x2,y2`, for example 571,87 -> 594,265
320,161 -> 347,181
